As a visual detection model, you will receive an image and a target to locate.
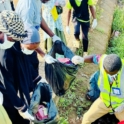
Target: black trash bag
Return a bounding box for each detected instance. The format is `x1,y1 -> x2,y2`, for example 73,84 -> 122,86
45,40 -> 78,96
92,114 -> 119,124
29,82 -> 58,124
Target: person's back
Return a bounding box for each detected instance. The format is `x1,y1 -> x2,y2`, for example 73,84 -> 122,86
70,0 -> 89,21
0,0 -> 12,12
15,0 -> 42,28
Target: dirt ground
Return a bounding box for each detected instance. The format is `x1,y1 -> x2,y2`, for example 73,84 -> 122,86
13,0 -> 117,123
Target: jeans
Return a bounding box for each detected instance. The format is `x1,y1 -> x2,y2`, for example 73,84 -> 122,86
74,20 -> 90,52
86,71 -> 100,102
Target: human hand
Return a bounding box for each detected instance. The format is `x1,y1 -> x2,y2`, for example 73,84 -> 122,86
52,35 -> 61,43
19,109 -> 34,120
44,54 -> 57,64
66,26 -> 70,34
71,55 -> 84,65
91,19 -> 97,29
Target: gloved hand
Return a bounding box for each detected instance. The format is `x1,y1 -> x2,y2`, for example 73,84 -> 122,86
71,55 -> 84,65
66,26 -> 70,34
115,103 -> 124,113
52,35 -> 61,43
19,109 -> 34,120
0,92 -> 3,105
44,54 -> 57,64
91,19 -> 97,29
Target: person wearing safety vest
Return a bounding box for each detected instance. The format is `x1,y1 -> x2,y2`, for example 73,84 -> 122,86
71,54 -> 124,123
66,0 -> 97,57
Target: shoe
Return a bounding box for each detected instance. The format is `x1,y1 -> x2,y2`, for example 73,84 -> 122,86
83,52 -> 88,57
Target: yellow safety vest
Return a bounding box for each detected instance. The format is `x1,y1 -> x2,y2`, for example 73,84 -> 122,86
98,54 -> 124,110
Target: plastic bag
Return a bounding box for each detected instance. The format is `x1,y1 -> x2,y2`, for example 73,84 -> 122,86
29,82 -> 58,124
92,114 -> 118,124
45,41 -> 78,96
86,71 -> 100,102
56,6 -> 63,15
118,121 -> 124,124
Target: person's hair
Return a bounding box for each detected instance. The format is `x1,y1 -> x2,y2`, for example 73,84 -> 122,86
103,54 -> 122,72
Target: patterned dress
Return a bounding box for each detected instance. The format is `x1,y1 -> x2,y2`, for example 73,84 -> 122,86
42,0 -> 67,52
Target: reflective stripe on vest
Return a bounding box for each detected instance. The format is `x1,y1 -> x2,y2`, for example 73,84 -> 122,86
98,54 -> 124,109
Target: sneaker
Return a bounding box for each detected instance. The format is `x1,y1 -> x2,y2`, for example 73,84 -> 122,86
83,52 -> 88,57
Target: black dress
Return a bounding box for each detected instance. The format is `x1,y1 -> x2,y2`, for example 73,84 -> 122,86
0,42 -> 39,124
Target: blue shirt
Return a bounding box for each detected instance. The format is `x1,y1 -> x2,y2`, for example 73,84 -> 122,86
22,26 -> 40,44
15,0 -> 42,30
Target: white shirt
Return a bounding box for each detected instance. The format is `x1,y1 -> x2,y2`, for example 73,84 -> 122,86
0,0 -> 12,12
15,0 -> 42,29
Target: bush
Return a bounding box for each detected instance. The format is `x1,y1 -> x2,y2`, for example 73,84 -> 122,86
107,33 -> 124,58
112,7 -> 124,32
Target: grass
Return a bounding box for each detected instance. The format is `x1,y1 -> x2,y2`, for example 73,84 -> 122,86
95,27 -> 105,34
107,6 -> 124,58
58,117 -> 69,124
112,7 -> 124,32
96,5 -> 104,20
57,77 -> 92,122
119,0 -> 124,4
56,2 -> 124,124
107,33 -> 124,58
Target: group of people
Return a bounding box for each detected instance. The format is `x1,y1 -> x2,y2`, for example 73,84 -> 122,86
0,0 -> 62,124
0,0 -> 124,124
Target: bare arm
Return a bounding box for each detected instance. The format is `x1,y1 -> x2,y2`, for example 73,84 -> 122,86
40,16 -> 54,37
89,6 -> 96,19
67,9 -> 71,26
84,55 -> 94,63
35,47 -> 45,57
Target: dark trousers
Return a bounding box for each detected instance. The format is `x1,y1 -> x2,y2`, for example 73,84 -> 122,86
74,20 -> 90,52
2,92 -> 30,124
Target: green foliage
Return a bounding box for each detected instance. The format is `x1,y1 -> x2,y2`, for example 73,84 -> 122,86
75,47 -> 83,56
58,117 -> 69,124
57,78 -> 91,122
107,33 -> 124,58
119,0 -> 124,4
112,7 -> 124,32
107,7 -> 124,58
